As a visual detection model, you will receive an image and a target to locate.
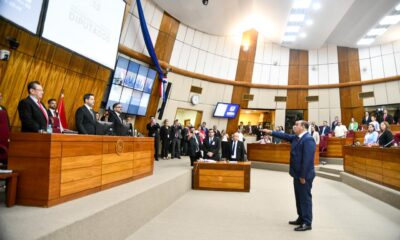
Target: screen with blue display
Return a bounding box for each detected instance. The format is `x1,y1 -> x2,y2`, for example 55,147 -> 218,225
213,102 -> 240,118
106,56 -> 156,116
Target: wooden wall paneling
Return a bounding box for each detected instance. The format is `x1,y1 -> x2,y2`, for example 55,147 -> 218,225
287,49 -> 308,110
41,65 -> 68,105
92,79 -> 109,111
61,72 -> 86,129
16,29 -> 39,57
52,47 -> 73,69
35,40 -> 56,62
338,46 -> 364,125
68,55 -> 86,74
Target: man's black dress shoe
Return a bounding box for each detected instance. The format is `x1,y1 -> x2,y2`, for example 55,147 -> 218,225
288,219 -> 303,225
294,224 -> 312,231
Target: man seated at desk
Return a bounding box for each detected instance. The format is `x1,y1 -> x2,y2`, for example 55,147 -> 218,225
203,129 -> 221,160
229,133 -> 245,161
334,121 -> 347,138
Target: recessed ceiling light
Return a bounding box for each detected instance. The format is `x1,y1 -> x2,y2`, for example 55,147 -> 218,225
300,33 -> 307,38
357,38 -> 375,45
288,14 -> 305,22
312,2 -> 321,10
396,3 -> 400,11
286,25 -> 301,32
283,35 -> 297,42
366,28 -> 387,36
306,19 -> 313,26
293,0 -> 312,9
379,15 -> 400,25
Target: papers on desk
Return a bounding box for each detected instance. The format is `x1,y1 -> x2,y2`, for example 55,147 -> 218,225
198,159 -> 217,163
228,161 -> 238,163
0,169 -> 13,173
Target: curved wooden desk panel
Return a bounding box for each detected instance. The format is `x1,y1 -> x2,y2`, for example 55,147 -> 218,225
325,138 -> 353,158
8,133 -> 154,207
247,143 -> 319,165
343,146 -> 400,191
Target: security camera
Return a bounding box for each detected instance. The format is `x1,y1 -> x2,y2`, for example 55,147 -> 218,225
202,0 -> 208,5
6,37 -> 19,50
0,50 -> 10,61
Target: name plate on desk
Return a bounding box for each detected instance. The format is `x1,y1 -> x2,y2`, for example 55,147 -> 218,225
192,161 -> 251,192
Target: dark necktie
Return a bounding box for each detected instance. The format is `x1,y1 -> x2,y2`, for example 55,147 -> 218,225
232,141 -> 236,152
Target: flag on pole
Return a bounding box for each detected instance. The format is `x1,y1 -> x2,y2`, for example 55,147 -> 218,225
57,90 -> 68,129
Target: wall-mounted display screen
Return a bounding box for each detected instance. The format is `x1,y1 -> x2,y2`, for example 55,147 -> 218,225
213,102 -> 240,118
42,0 -> 125,68
0,0 -> 44,33
106,56 -> 157,116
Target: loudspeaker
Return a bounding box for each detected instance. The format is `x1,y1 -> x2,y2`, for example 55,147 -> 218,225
157,82 -> 172,120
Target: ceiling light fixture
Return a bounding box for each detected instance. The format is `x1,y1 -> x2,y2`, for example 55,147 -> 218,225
202,0 -> 208,6
283,35 -> 297,42
312,2 -> 321,10
357,38 -> 375,45
305,19 -> 313,26
286,25 -> 301,32
288,14 -> 305,22
379,15 -> 400,25
293,0 -> 312,9
366,28 -> 387,36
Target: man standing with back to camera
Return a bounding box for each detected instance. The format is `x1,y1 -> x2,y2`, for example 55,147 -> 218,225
263,120 -> 316,231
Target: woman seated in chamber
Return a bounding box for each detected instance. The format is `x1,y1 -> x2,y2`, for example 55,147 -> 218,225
363,123 -> 378,147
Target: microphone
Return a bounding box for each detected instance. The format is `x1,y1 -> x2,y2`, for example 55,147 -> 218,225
383,139 -> 395,148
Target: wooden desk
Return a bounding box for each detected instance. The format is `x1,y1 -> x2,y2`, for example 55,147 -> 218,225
343,146 -> 400,191
324,137 -> 353,158
0,172 -> 18,207
8,133 -> 154,207
192,161 -> 250,192
247,143 -> 319,165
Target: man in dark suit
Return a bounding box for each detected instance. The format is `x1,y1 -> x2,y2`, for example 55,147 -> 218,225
362,111 -> 371,125
75,93 -> 96,135
46,98 -> 62,133
108,102 -> 128,136
229,133 -> 245,161
188,128 -> 202,166
264,120 -> 316,231
382,109 -> 394,124
170,119 -> 182,159
146,116 -> 160,161
319,121 -> 330,136
18,81 -> 49,132
203,129 -> 221,160
331,116 -> 339,131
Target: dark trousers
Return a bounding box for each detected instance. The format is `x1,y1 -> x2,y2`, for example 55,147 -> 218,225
293,178 -> 313,225
189,152 -> 201,166
161,139 -> 170,158
181,139 -> 188,155
171,138 -> 181,158
154,137 -> 159,160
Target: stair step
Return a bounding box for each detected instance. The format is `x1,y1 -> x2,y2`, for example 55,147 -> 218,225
320,157 -> 343,165
319,166 -> 344,175
316,171 -> 341,182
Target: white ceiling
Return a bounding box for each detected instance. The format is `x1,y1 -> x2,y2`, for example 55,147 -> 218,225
152,0 -> 400,49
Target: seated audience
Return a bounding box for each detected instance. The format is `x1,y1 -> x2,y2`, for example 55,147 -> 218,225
334,121 -> 348,138
257,135 -> 271,144
319,121 -> 330,136
382,109 -> 394,124
363,123 -> 378,146
370,116 -> 380,132
331,116 -> 339,131
348,117 -> 358,131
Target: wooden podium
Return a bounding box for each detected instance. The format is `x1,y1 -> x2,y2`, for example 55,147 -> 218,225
8,133 -> 154,207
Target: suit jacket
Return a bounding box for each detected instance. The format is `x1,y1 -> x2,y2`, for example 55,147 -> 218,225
47,109 -> 57,118
108,110 -> 128,136
362,116 -> 371,125
160,125 -> 171,142
382,114 -> 394,124
272,131 -> 316,180
319,126 -> 331,136
171,125 -> 182,139
75,106 -> 96,135
18,97 -> 48,132
229,140 -> 245,161
203,136 -> 221,160
188,134 -> 202,157
378,130 -> 394,147
146,122 -> 160,137
331,121 -> 339,131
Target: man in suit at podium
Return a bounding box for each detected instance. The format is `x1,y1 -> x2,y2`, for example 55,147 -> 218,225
18,81 -> 49,132
75,93 -> 96,135
229,133 -> 245,161
263,120 -> 316,231
108,102 -> 127,136
203,129 -> 221,160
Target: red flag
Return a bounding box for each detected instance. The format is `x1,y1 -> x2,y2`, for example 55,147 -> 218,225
57,90 -> 68,129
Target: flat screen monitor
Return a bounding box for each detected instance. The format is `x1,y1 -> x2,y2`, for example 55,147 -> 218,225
213,102 -> 240,119
106,56 -> 156,116
0,0 -> 44,33
42,0 -> 125,69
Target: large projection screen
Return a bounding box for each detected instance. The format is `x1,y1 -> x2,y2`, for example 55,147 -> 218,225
42,0 -> 125,69
0,0 -> 44,33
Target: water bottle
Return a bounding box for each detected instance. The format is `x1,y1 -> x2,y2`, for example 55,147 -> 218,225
47,124 -> 53,134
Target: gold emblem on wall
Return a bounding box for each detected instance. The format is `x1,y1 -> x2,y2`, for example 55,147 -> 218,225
116,139 -> 124,155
